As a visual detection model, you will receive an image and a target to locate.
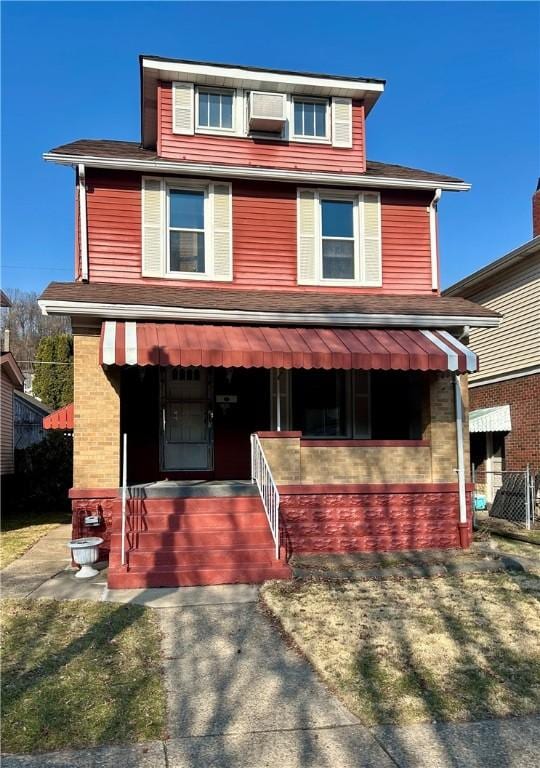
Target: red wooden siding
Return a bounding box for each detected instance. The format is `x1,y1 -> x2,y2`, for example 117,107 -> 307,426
158,83 -> 366,174
85,170 -> 435,295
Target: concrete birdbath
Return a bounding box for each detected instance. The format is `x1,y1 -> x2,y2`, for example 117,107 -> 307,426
67,537 -> 104,578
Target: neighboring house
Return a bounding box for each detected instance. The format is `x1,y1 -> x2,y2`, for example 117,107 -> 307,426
13,390 -> 51,449
39,55 -> 497,588
444,184 -> 540,499
1,292 -> 25,476
1,354 -> 24,475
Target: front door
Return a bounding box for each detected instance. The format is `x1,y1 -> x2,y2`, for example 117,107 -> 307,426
161,368 -> 213,471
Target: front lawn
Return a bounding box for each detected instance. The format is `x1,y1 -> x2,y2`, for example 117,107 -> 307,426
0,510 -> 69,569
262,573 -> 540,726
1,598 -> 166,754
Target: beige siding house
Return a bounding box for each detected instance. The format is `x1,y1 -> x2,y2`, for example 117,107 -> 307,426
1,354 -> 25,475
444,185 -> 540,476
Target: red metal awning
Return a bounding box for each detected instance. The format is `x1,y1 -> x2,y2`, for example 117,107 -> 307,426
100,322 -> 477,373
43,403 -> 74,430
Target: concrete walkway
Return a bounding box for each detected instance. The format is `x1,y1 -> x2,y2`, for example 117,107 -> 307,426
1,524 -> 72,597
2,527 -> 539,767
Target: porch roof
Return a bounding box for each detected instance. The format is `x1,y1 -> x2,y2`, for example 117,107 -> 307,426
100,322 -> 477,373
469,405 -> 511,433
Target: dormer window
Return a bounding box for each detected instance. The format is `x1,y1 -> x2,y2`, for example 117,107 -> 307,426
196,88 -> 235,132
293,98 -> 329,140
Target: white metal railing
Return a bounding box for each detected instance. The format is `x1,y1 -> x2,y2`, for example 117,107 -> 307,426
251,433 -> 280,559
121,432 -> 127,566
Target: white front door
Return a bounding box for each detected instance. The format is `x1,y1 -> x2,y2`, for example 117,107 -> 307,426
161,368 -> 213,471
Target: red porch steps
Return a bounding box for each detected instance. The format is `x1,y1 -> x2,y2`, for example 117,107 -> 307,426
107,495 -> 291,589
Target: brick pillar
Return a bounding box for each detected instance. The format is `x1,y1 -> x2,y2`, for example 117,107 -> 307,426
73,331 -> 121,489
429,372 -> 466,483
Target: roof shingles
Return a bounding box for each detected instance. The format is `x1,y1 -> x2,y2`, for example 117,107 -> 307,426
47,139 -> 465,185
40,281 -> 497,320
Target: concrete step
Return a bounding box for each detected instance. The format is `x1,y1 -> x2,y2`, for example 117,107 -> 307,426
113,528 -> 274,549
125,496 -> 261,512
129,481 -> 259,499
121,545 -> 277,569
113,510 -> 269,533
107,562 -> 292,589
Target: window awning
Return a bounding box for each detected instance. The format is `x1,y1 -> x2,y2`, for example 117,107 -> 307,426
99,322 -> 477,372
469,405 -> 511,433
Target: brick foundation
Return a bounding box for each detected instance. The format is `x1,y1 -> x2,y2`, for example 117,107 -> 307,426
470,373 -> 540,471
69,489 -> 119,560
279,483 -> 473,556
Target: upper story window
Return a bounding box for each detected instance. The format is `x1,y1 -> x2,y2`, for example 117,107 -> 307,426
293,98 -> 329,140
168,189 -> 206,274
297,189 -> 382,287
142,177 -> 232,282
321,199 -> 356,279
196,88 -> 235,132
172,81 -> 352,147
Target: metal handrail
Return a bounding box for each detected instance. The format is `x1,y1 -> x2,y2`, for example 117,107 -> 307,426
251,433 -> 280,559
121,432 -> 127,566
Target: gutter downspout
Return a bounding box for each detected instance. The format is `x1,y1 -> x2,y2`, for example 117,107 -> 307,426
453,373 -> 469,546
78,164 -> 89,282
429,188 -> 442,292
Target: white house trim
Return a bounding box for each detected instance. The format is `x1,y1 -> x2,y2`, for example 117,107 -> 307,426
78,164 -> 89,281
38,298 -> 500,329
429,188 -> 442,291
43,153 -> 471,192
141,57 -> 385,98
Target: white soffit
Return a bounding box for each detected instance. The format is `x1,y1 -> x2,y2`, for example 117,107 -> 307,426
469,405 -> 512,433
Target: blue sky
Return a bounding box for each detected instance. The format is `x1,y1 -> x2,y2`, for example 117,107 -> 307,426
1,1 -> 539,294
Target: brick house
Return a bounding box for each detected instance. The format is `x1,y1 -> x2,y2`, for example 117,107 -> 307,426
444,183 -> 540,500
39,55 -> 498,587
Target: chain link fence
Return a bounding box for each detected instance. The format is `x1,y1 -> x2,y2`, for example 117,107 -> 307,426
472,466 -> 538,530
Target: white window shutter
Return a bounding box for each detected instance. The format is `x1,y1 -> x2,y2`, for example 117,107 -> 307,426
361,192 -> 382,285
297,189 -> 318,284
141,177 -> 164,277
211,183 -> 233,281
172,82 -> 194,135
331,97 -> 353,148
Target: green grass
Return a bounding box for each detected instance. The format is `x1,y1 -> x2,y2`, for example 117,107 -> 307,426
1,598 -> 167,754
262,573 -> 540,726
1,510 -> 70,569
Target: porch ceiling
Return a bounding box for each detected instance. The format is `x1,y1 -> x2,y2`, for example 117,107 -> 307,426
100,322 -> 477,373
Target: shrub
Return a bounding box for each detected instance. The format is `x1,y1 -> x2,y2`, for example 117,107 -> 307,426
6,432 -> 73,517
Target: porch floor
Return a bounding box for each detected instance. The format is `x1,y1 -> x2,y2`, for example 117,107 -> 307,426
128,480 -> 258,499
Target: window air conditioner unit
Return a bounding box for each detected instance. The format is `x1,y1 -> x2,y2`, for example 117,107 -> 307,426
248,91 -> 287,132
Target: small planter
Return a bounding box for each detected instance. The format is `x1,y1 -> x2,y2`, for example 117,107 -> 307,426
67,537 -> 103,579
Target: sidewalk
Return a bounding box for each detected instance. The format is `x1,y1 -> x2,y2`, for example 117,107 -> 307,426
3,715 -> 539,767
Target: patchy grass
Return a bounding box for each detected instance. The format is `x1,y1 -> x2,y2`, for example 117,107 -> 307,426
262,573 -> 540,726
1,510 -> 69,569
1,598 -> 166,754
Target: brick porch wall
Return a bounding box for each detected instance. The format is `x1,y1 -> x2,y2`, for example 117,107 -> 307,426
470,372 -> 540,471
279,484 -> 472,555
259,372 -> 468,485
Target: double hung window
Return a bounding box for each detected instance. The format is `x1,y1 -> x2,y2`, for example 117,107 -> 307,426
197,89 -> 234,131
321,199 -> 356,279
168,189 -> 206,274
293,98 -> 328,139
